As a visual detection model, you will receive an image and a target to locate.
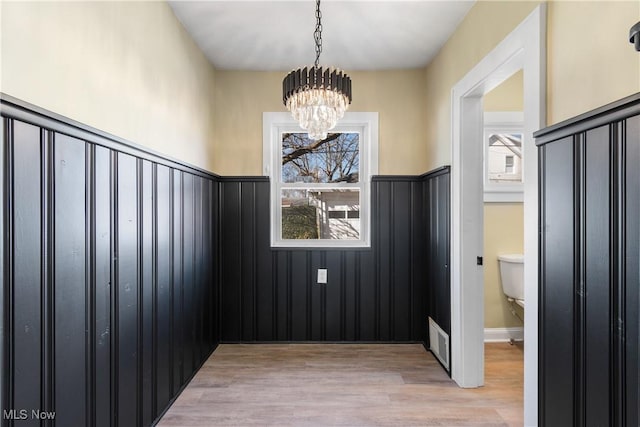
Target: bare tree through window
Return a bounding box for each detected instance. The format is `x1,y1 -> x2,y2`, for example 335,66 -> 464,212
282,133 -> 359,183
280,133 -> 361,240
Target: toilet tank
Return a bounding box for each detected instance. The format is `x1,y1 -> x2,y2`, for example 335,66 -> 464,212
497,254 -> 524,300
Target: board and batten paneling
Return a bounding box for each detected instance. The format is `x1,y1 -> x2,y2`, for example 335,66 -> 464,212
1,94 -> 455,426
1,95 -> 219,427
218,168 -> 450,347
424,167 -> 451,340
536,93 -> 639,427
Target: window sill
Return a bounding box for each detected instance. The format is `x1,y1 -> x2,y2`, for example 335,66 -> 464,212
270,245 -> 373,251
484,190 -> 524,203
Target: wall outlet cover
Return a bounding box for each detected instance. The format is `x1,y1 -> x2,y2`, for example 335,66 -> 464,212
317,268 -> 327,284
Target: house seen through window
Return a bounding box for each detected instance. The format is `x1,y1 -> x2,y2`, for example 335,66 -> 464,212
281,132 -> 360,240
483,112 -> 524,202
264,112 -> 378,247
487,133 -> 522,183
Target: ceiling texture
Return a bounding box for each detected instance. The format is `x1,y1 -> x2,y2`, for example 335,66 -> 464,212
169,1 -> 475,71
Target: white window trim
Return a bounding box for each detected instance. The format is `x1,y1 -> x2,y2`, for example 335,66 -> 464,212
483,111 -> 524,202
263,112 -> 379,248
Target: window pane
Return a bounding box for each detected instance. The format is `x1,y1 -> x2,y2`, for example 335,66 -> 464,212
281,189 -> 360,240
282,133 -> 359,184
328,210 -> 346,219
487,133 -> 523,184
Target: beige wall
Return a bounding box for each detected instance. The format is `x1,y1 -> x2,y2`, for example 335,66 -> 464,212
5,1 -> 635,177
483,70 -> 525,329
213,69 -> 428,176
483,70 -> 523,112
484,203 -> 524,328
424,1 -> 540,171
1,1 -> 217,172
424,0 -> 640,171
547,1 -> 640,124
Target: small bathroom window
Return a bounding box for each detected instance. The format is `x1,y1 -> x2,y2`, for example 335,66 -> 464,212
484,112 -> 524,202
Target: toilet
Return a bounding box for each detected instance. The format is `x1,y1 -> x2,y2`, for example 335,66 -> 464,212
497,254 -> 524,308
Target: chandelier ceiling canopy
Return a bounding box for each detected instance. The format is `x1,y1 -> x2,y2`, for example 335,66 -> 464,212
282,0 -> 352,140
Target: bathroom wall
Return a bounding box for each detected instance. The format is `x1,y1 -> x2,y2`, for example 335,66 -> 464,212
484,204 -> 524,329
483,71 -> 523,113
0,1 -> 217,172
483,71 -> 525,330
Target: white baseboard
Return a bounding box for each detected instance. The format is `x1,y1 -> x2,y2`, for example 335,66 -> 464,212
484,327 -> 524,342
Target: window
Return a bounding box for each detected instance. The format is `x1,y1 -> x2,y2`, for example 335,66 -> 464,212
487,133 -> 522,182
504,155 -> 514,173
263,112 -> 378,247
483,112 -> 524,202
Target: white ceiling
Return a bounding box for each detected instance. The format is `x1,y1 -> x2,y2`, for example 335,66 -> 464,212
169,1 -> 475,71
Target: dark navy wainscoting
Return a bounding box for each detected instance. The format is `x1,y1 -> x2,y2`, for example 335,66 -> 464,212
1,96 -> 219,427
424,167 -> 451,341
218,168 -> 451,345
536,93 -> 639,427
1,94 -> 454,426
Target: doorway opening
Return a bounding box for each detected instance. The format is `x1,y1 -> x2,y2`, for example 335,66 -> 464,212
482,72 -> 525,346
450,5 -> 545,426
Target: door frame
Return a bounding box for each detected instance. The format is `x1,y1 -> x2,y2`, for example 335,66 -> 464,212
450,5 -> 546,426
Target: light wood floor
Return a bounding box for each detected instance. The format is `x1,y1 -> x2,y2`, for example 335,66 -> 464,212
158,343 -> 524,426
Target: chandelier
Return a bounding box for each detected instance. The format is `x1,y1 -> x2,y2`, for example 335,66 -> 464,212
282,0 -> 352,140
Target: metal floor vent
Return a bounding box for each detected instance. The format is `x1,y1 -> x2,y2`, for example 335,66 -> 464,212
428,317 -> 450,370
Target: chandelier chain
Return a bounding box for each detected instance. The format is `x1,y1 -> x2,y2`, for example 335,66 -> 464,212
314,0 -> 322,69
282,0 -> 351,140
